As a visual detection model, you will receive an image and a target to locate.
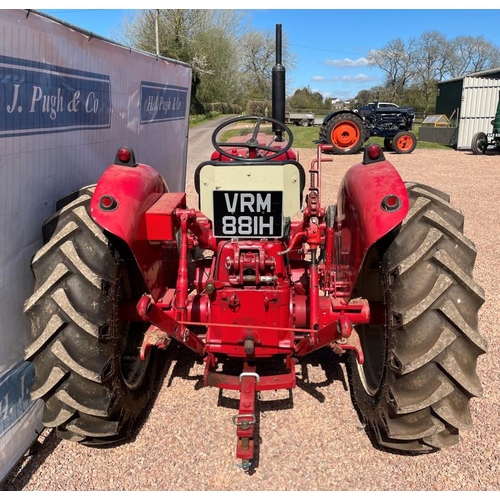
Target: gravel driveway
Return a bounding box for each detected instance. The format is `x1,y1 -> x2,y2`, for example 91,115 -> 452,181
2,146 -> 499,491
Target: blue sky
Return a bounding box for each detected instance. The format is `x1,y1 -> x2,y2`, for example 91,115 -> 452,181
33,4 -> 500,101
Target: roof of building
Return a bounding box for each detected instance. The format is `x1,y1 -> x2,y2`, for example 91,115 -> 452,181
439,66 -> 500,85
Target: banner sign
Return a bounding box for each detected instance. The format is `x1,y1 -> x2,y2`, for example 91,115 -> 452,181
140,82 -> 189,124
0,362 -> 34,437
0,9 -> 191,483
0,55 -> 111,138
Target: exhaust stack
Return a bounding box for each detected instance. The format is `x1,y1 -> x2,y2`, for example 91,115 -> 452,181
272,24 -> 286,141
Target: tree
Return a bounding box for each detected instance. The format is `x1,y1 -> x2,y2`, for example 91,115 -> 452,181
354,89 -> 374,106
447,35 -> 500,77
414,31 -> 451,113
368,37 -> 418,102
354,86 -> 392,107
117,10 -> 244,111
361,31 -> 500,114
287,87 -> 325,111
117,10 -> 296,111
238,29 -> 296,102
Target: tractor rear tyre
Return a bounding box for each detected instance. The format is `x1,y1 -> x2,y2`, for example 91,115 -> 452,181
321,113 -> 365,154
393,131 -> 417,154
24,186 -> 158,446
348,183 -> 486,453
471,131 -> 488,155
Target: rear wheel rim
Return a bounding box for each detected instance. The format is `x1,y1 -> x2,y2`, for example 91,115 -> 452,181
118,261 -> 151,391
331,122 -> 360,150
357,325 -> 386,396
396,135 -> 414,152
119,321 -> 150,391
353,248 -> 386,396
478,135 -> 488,152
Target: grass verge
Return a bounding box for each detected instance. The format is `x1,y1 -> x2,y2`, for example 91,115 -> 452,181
189,114 -> 453,151
290,124 -> 451,150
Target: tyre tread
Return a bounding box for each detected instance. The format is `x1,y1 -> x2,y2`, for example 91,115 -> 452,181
24,194 -> 157,445
348,183 -> 486,453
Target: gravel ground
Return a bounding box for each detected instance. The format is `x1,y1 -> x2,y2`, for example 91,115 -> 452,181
2,147 -> 499,491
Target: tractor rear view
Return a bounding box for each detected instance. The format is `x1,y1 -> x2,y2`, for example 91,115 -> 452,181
23,25 -> 486,472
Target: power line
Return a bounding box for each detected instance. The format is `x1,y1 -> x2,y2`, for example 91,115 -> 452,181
42,11 -> 368,58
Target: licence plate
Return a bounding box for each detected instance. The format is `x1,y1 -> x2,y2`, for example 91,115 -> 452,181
213,191 -> 283,238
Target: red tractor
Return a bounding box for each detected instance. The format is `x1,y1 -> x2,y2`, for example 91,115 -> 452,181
24,26 -> 486,472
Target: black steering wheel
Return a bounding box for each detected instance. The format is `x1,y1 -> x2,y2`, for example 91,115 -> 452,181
211,116 -> 294,162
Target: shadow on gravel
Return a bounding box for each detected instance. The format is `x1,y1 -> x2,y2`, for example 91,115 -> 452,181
209,347 -> 349,475
296,348 -> 348,402
127,342 -> 205,444
1,429 -> 60,491
1,342 -> 203,490
1,346 -> 353,486
161,342 -> 204,390
464,151 -> 500,156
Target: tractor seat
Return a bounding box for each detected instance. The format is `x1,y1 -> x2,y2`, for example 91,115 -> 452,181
194,160 -> 306,239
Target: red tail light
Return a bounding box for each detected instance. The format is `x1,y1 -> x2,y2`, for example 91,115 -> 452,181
99,195 -> 118,211
114,147 -> 137,167
367,144 -> 382,160
363,143 -> 386,165
117,148 -> 131,163
381,194 -> 401,212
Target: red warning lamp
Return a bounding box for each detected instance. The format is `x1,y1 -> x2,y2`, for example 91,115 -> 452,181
363,143 -> 385,165
117,147 -> 131,163
114,147 -> 137,167
367,144 -> 382,160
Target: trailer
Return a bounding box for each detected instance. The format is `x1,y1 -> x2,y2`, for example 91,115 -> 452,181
284,111 -> 315,126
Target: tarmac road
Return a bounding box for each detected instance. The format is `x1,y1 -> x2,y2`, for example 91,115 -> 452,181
184,115 -> 236,204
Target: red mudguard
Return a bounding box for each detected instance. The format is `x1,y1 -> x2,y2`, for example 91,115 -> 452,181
335,158 -> 410,298
89,163 -> 181,300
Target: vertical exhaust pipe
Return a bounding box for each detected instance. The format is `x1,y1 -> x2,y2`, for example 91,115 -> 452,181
272,24 -> 286,141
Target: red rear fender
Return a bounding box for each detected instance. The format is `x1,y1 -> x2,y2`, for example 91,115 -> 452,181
335,159 -> 409,297
90,163 -> 176,299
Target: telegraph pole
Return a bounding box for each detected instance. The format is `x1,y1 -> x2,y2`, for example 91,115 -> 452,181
155,9 -> 160,56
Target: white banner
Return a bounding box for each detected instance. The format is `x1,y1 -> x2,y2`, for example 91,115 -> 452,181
0,9 -> 192,482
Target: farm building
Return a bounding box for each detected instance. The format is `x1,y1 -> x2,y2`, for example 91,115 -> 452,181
435,67 -> 500,150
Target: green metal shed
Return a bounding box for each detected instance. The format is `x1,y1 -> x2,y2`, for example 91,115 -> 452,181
436,67 -> 500,149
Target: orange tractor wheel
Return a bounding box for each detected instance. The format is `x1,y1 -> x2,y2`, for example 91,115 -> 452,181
323,112 -> 365,154
392,131 -> 417,154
